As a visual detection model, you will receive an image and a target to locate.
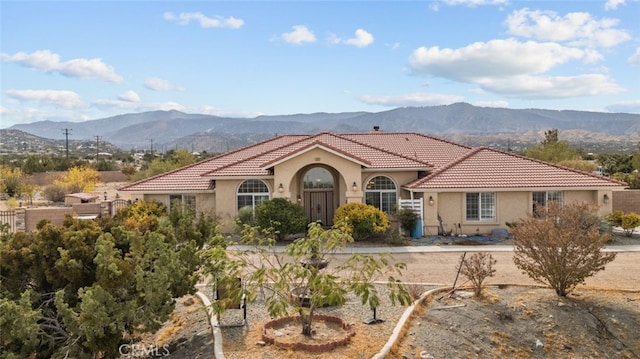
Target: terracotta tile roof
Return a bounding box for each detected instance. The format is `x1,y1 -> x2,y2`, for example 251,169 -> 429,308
119,132 -> 626,193
406,147 -> 627,190
342,132 -> 472,168
119,135 -> 308,192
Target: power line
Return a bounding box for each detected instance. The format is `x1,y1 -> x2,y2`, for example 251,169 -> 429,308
62,128 -> 72,160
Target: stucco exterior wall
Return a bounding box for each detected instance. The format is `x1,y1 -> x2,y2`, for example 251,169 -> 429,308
215,179 -> 251,231
272,147 -> 364,205
196,193 -> 216,219
424,189 -> 610,237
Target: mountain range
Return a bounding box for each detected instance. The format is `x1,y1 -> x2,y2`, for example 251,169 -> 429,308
6,103 -> 640,153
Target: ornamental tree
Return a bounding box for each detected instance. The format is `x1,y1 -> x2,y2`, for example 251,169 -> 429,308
203,221 -> 411,337
511,202 -> 616,297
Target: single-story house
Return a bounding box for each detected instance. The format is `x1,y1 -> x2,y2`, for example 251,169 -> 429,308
119,130 -> 627,235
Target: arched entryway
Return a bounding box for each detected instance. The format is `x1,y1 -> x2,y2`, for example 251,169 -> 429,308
302,166 -> 336,226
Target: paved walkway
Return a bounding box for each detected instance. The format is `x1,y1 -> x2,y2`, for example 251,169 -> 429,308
230,243 -> 640,254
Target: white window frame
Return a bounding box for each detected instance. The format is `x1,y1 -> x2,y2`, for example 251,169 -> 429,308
364,175 -> 397,214
465,192 -> 496,222
236,179 -> 270,212
532,191 -> 563,214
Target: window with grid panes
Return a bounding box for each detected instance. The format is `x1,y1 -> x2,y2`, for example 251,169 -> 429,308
465,192 -> 496,221
169,194 -> 196,211
237,179 -> 270,211
364,176 -> 397,213
532,191 -> 563,214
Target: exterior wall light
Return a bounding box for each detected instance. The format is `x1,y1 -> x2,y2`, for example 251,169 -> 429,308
352,181 -> 358,191
278,183 -> 284,193
428,196 -> 434,206
104,191 -> 108,200
603,194 -> 609,204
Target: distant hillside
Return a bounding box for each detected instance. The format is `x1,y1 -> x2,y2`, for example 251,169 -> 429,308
7,103 -> 640,152
0,129 -> 119,156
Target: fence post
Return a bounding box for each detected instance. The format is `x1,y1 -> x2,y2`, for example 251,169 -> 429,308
15,208 -> 26,232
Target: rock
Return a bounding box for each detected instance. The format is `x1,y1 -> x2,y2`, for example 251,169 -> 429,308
274,330 -> 284,337
419,351 -> 435,359
256,341 -> 267,346
490,228 -> 509,239
183,297 -> 195,306
558,302 -> 566,307
535,339 -> 544,349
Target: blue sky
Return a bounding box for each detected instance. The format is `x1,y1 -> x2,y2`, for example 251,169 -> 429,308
1,0 -> 639,128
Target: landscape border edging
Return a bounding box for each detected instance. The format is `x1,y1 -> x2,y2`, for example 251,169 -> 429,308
370,286 -> 451,359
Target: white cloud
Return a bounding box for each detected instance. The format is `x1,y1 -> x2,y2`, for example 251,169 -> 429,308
163,12 -> 243,29
409,39 -> 584,82
477,74 -> 623,99
628,48 -> 640,65
441,0 -> 508,7
1,50 -> 123,83
280,25 -> 316,44
604,0 -> 625,11
331,29 -> 375,48
505,8 -> 630,48
144,77 -> 174,91
358,92 -> 464,107
408,39 -> 624,99
5,89 -> 83,108
117,90 -> 140,103
606,100 -> 640,114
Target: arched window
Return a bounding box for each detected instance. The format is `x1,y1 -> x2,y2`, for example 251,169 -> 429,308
365,176 -> 397,213
237,179 -> 270,211
303,167 -> 334,189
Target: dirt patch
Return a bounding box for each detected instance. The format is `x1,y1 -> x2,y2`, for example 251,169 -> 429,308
394,286 -> 640,359
130,295 -> 214,358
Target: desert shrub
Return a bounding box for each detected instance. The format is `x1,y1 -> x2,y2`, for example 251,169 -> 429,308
460,252 -> 497,297
512,202 -> 616,297
6,197 -> 19,209
254,198 -> 306,241
235,206 -> 255,231
606,210 -> 640,237
53,166 -> 99,193
395,208 -> 419,235
114,200 -> 167,233
42,184 -> 68,202
0,166 -> 24,198
333,202 -> 389,241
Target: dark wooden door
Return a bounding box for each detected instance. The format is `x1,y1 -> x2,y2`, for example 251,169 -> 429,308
304,190 -> 334,226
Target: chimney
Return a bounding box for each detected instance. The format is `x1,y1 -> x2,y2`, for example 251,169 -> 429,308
372,126 -> 380,132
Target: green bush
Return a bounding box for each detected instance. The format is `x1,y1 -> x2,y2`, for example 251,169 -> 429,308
607,210 -> 640,237
42,184 -> 67,202
235,206 -> 255,231
395,208 -> 419,235
255,198 -> 307,241
333,202 -> 389,241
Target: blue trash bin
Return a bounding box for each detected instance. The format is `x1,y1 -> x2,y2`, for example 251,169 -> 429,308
410,219 -> 423,238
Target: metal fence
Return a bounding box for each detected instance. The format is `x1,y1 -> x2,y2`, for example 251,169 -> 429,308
0,210 -> 16,233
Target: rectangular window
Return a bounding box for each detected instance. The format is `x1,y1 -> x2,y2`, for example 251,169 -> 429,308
169,194 -> 196,211
465,192 -> 496,221
532,191 -> 563,214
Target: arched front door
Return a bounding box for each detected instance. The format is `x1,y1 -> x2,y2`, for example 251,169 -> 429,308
302,167 -> 335,226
